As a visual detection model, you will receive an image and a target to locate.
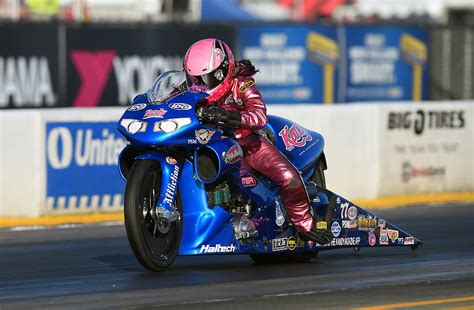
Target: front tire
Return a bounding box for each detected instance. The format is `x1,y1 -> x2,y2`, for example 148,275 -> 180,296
124,160 -> 182,272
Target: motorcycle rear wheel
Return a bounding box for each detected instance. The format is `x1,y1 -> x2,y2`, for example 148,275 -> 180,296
124,159 -> 182,272
250,158 -> 326,264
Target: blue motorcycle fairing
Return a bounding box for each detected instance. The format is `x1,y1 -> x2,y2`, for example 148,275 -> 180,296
134,151 -> 182,215
193,139 -> 243,184
118,91 -> 222,148
265,115 -> 325,177
178,160 -> 238,255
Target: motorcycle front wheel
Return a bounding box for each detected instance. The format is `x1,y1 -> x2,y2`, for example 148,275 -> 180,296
124,159 -> 182,272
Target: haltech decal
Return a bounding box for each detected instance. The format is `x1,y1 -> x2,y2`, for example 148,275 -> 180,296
239,80 -> 254,93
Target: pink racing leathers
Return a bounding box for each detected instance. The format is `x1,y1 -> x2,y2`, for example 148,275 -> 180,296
206,75 -> 314,233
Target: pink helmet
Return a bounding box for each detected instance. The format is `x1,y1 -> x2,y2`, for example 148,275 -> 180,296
183,38 -> 235,102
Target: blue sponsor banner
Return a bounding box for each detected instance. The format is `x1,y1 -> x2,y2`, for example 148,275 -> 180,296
46,122 -> 126,211
237,25 -> 339,104
343,26 -> 429,102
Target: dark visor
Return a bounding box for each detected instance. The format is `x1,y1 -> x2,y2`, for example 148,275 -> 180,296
186,60 -> 229,91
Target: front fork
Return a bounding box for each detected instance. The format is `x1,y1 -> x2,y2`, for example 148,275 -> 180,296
135,151 -> 182,230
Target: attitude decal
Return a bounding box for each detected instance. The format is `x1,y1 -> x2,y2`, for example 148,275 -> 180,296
278,124 -> 313,151
223,145 -> 242,164
195,129 -> 216,144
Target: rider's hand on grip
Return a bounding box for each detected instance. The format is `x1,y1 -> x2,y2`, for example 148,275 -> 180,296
199,106 -> 242,128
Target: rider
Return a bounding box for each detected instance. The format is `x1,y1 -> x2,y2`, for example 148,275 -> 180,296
181,38 -> 333,245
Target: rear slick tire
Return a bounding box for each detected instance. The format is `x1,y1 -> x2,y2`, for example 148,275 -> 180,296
124,160 -> 182,272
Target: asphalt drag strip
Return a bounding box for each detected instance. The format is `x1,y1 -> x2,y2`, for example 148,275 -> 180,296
0,203 -> 472,309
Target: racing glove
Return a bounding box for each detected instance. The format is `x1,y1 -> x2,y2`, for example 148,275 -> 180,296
199,106 -> 242,128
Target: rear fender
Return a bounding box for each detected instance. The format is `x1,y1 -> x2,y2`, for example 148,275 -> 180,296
134,151 -> 182,215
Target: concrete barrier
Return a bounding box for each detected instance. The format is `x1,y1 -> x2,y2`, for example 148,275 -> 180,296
0,101 -> 472,217
268,101 -> 474,199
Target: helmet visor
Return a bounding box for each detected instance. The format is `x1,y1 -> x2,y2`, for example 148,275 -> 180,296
186,60 -> 229,92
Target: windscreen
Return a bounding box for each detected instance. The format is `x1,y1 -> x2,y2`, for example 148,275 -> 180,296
146,71 -> 187,104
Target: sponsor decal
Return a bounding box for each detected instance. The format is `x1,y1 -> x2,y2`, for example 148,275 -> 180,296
239,79 -> 254,93
163,164 -> 179,206
387,110 -> 465,136
397,237 -> 404,245
368,217 -> 377,231
379,236 -> 389,245
380,228 -> 388,237
195,129 -> 216,144
200,244 -> 236,253
402,162 -> 445,183
357,215 -> 369,231
404,236 -> 415,245
368,232 -> 376,246
316,221 -> 328,230
288,237 -> 297,250
342,219 -> 357,229
275,200 -> 285,227
223,145 -> 242,164
378,219 -> 386,228
324,237 -> 361,247
331,221 -> 341,237
187,139 -> 197,144
340,202 -> 350,219
271,237 -> 288,251
0,56 -> 57,108
242,176 -> 257,187
169,103 -> 192,110
357,215 -> 376,231
166,156 -> 177,165
348,206 -> 358,220
278,124 -> 313,151
143,108 -> 167,119
128,103 -> 147,111
336,197 -> 341,204
388,229 -> 399,243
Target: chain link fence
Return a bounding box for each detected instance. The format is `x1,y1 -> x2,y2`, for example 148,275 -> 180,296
430,26 -> 474,100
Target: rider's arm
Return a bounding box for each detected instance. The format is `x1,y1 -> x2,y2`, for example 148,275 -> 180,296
237,78 -> 267,130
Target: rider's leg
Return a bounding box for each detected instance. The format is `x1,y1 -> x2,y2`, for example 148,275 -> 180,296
239,134 -> 332,244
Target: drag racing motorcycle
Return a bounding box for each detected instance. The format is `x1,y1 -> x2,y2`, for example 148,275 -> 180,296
117,87 -> 422,272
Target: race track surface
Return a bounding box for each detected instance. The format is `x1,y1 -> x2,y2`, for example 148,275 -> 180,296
0,203 -> 473,309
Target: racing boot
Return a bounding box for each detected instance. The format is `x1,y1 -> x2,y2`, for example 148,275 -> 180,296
298,220 -> 333,245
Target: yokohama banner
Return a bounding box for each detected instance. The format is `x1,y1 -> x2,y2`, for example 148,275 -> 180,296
66,25 -> 235,107
0,23 -> 60,109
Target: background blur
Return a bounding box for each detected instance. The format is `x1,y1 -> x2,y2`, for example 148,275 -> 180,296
0,0 -> 474,109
